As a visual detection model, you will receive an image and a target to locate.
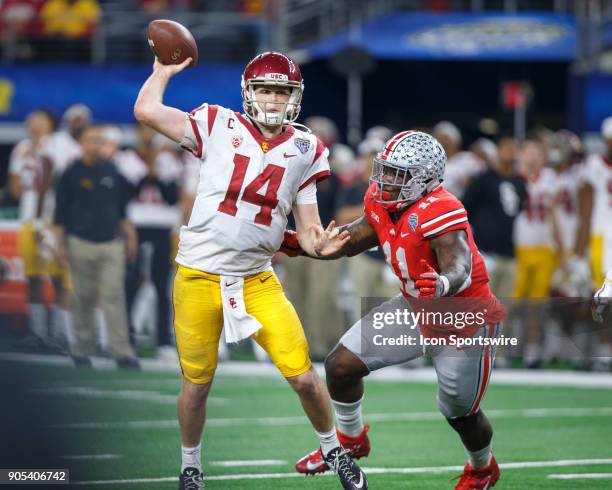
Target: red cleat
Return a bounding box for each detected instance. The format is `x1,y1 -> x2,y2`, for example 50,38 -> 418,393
453,455 -> 500,490
295,425 -> 370,475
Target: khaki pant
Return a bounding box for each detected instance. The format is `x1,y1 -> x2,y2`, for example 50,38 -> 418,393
349,254 -> 399,323
481,253 -> 517,300
68,236 -> 134,359
281,256 -> 344,359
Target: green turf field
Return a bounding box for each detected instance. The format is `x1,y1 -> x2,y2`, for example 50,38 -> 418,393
4,362 -> 612,489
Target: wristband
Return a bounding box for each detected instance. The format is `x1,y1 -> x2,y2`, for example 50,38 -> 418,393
439,275 -> 450,296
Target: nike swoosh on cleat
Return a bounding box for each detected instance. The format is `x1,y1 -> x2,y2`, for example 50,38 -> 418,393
354,470 -> 365,489
306,460 -> 323,471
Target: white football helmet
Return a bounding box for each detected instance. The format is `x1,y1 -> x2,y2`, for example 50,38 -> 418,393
370,131 -> 446,210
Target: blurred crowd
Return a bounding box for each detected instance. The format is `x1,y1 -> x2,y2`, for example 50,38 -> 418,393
0,0 -> 266,61
1,1 -> 584,63
0,105 -> 610,371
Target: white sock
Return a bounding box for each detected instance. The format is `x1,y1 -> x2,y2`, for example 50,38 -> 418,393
61,309 -> 75,347
50,305 -> 60,339
467,443 -> 492,469
332,397 -> 364,437
29,303 -> 48,340
316,428 -> 341,457
95,308 -> 109,352
181,443 -> 202,472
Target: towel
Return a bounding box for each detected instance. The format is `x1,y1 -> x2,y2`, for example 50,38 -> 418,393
220,275 -> 262,343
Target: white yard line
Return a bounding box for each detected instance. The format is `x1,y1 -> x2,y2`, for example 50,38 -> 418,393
50,406 -> 612,430
3,353 -> 612,388
548,473 -> 612,480
71,458 -> 612,485
209,460 -> 287,467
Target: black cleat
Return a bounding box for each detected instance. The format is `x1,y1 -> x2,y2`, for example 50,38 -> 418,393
323,447 -> 368,490
116,356 -> 141,370
178,467 -> 203,489
71,355 -> 92,368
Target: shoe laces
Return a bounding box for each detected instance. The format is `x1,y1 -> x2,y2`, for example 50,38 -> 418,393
328,449 -> 357,482
182,469 -> 203,489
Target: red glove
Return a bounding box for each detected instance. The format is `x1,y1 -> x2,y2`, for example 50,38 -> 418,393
415,259 -> 449,298
278,229 -> 304,257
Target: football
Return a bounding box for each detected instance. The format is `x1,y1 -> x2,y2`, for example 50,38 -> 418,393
147,19 -> 198,67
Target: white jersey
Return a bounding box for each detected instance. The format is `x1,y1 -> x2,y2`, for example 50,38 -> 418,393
443,151 -> 485,199
514,167 -> 557,248
177,104 -> 330,275
582,154 -> 612,237
553,164 -> 581,253
114,149 -> 182,229
40,130 -> 81,176
9,139 -> 43,222
582,154 -> 612,274
34,130 -> 82,223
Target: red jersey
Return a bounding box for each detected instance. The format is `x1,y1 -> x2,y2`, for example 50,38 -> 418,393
364,184 -> 505,337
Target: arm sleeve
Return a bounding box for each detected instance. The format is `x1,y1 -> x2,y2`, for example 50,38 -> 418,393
182,103 -> 219,160
418,200 -> 469,240
295,181 -> 317,205
299,137 -> 331,190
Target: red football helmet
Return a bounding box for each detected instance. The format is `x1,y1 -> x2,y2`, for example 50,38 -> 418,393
241,52 -> 304,126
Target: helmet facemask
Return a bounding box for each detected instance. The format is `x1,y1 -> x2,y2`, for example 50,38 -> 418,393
369,131 -> 447,211
242,78 -> 303,127
370,157 -> 430,211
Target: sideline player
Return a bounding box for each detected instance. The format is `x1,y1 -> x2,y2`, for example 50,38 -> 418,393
512,138 -> 561,367
134,52 -> 366,490
292,131 -> 505,489
9,109 -> 72,348
577,118 -> 612,368
577,118 -> 612,290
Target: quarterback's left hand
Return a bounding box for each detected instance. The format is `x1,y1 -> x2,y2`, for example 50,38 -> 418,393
415,259 -> 449,298
312,220 -> 350,258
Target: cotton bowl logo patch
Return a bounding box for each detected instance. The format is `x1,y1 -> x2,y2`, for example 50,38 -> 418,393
231,135 -> 243,148
294,138 -> 310,154
408,213 -> 418,232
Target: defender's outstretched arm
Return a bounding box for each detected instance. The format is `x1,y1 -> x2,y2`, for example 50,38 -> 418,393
336,214 -> 380,258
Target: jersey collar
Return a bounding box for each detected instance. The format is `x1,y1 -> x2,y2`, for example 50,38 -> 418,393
235,113 -> 295,153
